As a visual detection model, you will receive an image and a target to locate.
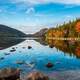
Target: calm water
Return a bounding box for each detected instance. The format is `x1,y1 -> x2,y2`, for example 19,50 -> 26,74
0,38 -> 80,78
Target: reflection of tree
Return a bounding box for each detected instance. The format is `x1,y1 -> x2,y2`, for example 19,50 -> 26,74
45,38 -> 80,58
34,37 -> 48,46
75,46 -> 80,58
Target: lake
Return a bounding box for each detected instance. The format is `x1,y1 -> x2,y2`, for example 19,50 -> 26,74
0,38 -> 80,80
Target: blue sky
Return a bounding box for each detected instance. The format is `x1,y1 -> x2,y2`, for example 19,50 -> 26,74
0,0 -> 80,33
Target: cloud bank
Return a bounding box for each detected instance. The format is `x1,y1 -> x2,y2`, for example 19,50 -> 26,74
10,0 -> 80,5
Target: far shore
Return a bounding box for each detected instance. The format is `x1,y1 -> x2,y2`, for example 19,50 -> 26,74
0,36 -> 80,41
46,37 -> 80,40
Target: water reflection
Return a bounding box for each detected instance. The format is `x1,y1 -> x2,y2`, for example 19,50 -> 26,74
34,38 -> 80,59
0,37 -> 25,50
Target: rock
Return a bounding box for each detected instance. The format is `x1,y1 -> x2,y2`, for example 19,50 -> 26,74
15,61 -> 25,65
10,49 -> 16,52
46,62 -> 54,68
25,71 -> 49,80
0,57 -> 4,60
49,45 -> 54,48
19,51 -> 22,53
12,47 -> 15,50
4,53 -> 10,55
22,47 -> 26,49
0,68 -> 20,80
28,46 -> 32,49
16,47 -> 18,49
25,62 -> 35,68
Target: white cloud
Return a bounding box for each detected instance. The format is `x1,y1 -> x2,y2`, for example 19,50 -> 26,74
26,7 -> 35,14
46,0 -> 80,5
0,9 -> 2,13
10,0 -> 80,5
0,9 -> 7,13
66,15 -> 72,18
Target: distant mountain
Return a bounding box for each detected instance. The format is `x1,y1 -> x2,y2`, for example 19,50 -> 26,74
33,28 -> 48,37
0,24 -> 26,37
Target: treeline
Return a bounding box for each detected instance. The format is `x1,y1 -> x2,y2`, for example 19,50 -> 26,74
45,19 -> 80,38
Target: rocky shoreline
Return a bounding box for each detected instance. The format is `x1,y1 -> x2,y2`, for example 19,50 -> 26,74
0,68 -> 80,80
49,70 -> 80,80
0,68 -> 20,80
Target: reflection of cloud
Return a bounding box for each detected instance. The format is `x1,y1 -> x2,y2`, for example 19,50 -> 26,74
10,0 -> 80,5
10,0 -> 43,4
26,7 -> 35,14
49,0 -> 80,5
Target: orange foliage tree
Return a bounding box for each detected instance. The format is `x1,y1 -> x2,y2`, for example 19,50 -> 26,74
75,46 -> 80,58
75,21 -> 80,33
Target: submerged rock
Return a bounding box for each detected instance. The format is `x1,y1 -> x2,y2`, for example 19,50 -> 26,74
15,61 -> 25,65
4,53 -> 10,55
0,68 -> 20,80
12,47 -> 15,49
28,46 -> 32,49
25,62 -> 35,68
0,57 -> 4,60
25,71 -> 49,80
46,62 -> 54,68
22,47 -> 26,49
10,49 -> 16,52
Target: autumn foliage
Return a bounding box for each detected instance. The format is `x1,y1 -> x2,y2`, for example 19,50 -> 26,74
75,21 -> 80,33
75,47 -> 80,58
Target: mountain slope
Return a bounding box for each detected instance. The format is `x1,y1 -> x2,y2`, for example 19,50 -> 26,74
0,24 -> 26,37
33,28 -> 48,37
45,19 -> 80,38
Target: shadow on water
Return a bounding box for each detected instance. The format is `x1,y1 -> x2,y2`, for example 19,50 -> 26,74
0,37 -> 25,50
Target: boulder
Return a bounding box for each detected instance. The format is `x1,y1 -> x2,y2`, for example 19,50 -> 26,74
0,68 -> 20,80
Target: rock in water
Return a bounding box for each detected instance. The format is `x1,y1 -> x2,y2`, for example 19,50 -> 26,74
0,68 -> 20,80
4,52 -> 10,55
0,57 -> 4,61
25,71 -> 49,80
10,49 -> 16,52
46,62 -> 54,68
49,45 -> 54,48
15,60 -> 25,65
28,46 -> 32,49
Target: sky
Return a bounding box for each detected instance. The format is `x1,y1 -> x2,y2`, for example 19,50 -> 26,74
0,0 -> 80,34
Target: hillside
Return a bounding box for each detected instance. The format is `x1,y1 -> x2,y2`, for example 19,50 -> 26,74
45,19 -> 80,38
0,24 -> 26,37
33,28 -> 48,37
